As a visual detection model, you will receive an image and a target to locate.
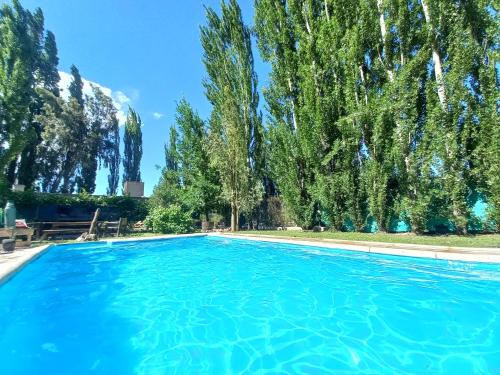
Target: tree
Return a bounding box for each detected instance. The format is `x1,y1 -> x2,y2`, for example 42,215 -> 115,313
35,89 -> 85,193
35,89 -> 67,192
57,65 -> 86,193
40,31 -> 60,96
68,64 -> 84,109
176,99 -> 220,217
106,121 -> 120,195
79,84 -> 119,194
255,0 -> 498,234
165,126 -> 179,173
122,107 -> 142,183
254,0 -> 317,228
0,1 -> 41,184
16,27 -> 60,189
150,127 -> 181,209
35,64 -> 87,193
201,0 -> 263,231
152,100 -> 220,218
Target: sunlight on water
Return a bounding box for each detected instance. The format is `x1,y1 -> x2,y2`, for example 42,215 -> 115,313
1,237 -> 499,374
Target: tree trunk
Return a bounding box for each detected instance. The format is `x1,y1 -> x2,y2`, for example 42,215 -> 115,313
324,0 -> 330,20
359,65 -> 369,105
421,0 -> 447,110
376,0 -> 394,82
231,203 -> 238,232
287,77 -> 298,132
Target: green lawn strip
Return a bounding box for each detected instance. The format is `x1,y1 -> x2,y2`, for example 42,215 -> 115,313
29,230 -> 500,248
235,231 -> 500,248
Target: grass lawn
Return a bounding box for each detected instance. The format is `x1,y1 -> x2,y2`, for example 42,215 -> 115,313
234,230 -> 500,248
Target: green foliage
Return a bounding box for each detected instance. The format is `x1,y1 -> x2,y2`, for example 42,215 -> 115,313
40,31 -> 60,96
150,100 -> 221,219
68,64 -> 84,109
123,107 -> 143,183
0,0 -> 40,175
36,90 -> 87,193
256,196 -> 287,228
79,84 -> 120,194
174,99 -> 220,215
144,205 -> 193,234
1,0 -> 498,235
255,0 -> 499,234
0,190 -> 148,221
0,2 -> 121,194
201,0 -> 264,230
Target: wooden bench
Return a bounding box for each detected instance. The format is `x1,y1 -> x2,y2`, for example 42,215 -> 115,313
34,218 -> 127,240
100,218 -> 127,237
0,227 -> 34,248
35,221 -> 92,240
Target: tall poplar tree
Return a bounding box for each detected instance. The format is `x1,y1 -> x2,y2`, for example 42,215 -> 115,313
78,85 -> 119,194
150,126 -> 181,208
106,122 -> 120,195
68,64 -> 84,109
255,0 -> 318,228
0,1 -> 40,184
36,88 -> 86,193
152,101 -> 220,215
40,31 -> 60,96
201,0 -> 263,231
57,65 -> 86,193
174,99 -> 220,216
16,27 -> 60,189
255,0 -> 498,233
165,126 -> 178,173
122,107 -> 143,183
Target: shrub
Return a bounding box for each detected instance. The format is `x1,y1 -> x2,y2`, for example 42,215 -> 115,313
144,205 -> 193,234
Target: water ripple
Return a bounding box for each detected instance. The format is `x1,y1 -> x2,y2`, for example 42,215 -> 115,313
0,236 -> 499,374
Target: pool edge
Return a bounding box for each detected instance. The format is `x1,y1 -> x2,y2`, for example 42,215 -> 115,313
2,232 -> 496,283
210,233 -> 500,264
0,244 -> 52,284
104,232 -> 207,244
0,233 -> 208,284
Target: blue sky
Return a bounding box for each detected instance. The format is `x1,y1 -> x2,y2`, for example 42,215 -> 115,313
7,0 -> 270,196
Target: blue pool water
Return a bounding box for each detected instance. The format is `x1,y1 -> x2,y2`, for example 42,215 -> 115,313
0,236 -> 499,374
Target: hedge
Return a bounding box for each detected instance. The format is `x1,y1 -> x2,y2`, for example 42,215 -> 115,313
0,190 -> 148,222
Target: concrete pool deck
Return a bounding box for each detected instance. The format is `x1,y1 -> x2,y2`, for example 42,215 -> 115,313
215,233 -> 500,263
1,232 -> 499,283
0,244 -> 51,284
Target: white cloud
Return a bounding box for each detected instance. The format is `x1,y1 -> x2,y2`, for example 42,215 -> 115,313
152,112 -> 164,120
58,71 -> 133,126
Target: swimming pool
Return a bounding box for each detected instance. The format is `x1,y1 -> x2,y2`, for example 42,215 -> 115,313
0,236 -> 499,374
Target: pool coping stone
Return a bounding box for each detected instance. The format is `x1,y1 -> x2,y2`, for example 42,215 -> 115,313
0,244 -> 52,284
211,233 -> 500,263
